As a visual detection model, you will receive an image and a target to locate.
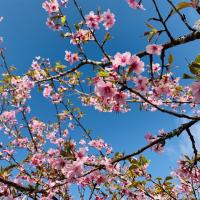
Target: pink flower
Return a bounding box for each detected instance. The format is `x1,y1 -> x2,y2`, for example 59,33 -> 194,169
0,110 -> 16,124
127,0 -> 145,10
191,82 -> 200,103
68,122 -> 75,130
85,11 -> 102,29
145,131 -> 165,153
61,0 -> 69,7
94,79 -> 117,99
31,60 -> 40,70
145,131 -> 151,141
114,91 -> 129,104
43,84 -> 53,97
134,76 -> 148,91
64,51 -> 80,65
113,52 -> 131,67
146,44 -> 163,55
128,55 -> 144,74
42,0 -> 59,14
51,93 -> 62,104
152,63 -> 161,73
102,9 -> 116,30
88,139 -> 107,150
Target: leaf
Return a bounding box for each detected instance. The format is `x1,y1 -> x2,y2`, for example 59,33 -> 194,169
98,71 -> 109,77
146,23 -> 156,30
168,54 -> 174,65
189,62 -> 200,75
182,73 -> 195,79
61,16 -> 66,25
172,2 -> 192,14
145,23 -> 158,42
102,32 -> 111,46
195,54 -> 200,63
148,31 -> 157,42
165,176 -> 173,181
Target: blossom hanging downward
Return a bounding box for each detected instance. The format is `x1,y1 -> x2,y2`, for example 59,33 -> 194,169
127,0 -> 145,10
191,81 -> 200,103
128,55 -> 144,74
85,9 -> 115,30
42,0 -> 59,14
64,51 -> 80,65
102,9 -> 116,30
112,52 -> 131,67
94,78 -> 117,99
146,44 -> 163,55
85,11 -> 102,29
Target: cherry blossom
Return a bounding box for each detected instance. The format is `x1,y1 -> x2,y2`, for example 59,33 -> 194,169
94,78 -> 117,99
42,0 -> 59,14
128,55 -> 144,74
102,9 -> 116,30
191,81 -> 200,103
85,11 -> 102,29
64,51 -> 80,65
146,44 -> 163,55
127,0 -> 145,10
112,52 -> 131,67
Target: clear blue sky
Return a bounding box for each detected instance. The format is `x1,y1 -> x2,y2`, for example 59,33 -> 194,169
0,0 -> 200,180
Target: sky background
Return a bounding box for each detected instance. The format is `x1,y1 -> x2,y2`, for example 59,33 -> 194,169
0,0 -> 200,186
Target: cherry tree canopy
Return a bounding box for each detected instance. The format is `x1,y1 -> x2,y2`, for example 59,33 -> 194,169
0,0 -> 200,199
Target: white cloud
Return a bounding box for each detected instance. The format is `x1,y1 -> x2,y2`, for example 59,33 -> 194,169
167,119 -> 200,160
179,121 -> 200,156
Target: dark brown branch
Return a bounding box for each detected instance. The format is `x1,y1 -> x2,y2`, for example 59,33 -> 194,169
112,119 -> 198,163
120,83 -> 198,120
166,0 -> 195,32
152,0 -> 174,41
186,128 -> 198,165
36,59 -> 110,83
137,31 -> 200,58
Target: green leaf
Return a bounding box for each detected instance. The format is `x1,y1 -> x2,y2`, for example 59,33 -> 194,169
146,23 -> 157,31
182,73 -> 195,79
195,54 -> 200,63
145,23 -> 158,42
189,62 -> 200,75
172,2 -> 192,14
102,32 -> 111,45
165,176 -> 173,181
98,71 -> 109,77
168,54 -> 174,65
61,16 -> 66,25
148,31 -> 157,42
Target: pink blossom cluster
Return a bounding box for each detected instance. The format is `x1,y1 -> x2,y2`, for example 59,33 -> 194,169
172,159 -> 200,195
92,77 -> 130,112
85,9 -> 115,30
64,51 -> 80,65
70,29 -> 94,45
133,76 -> 148,92
30,57 -> 51,80
112,52 -> 144,73
42,0 -> 60,14
146,44 -> 163,55
191,81 -> 200,103
10,76 -> 35,105
46,18 -> 62,31
0,110 -> 16,125
88,139 -> 108,151
127,0 -> 145,10
145,129 -> 167,153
